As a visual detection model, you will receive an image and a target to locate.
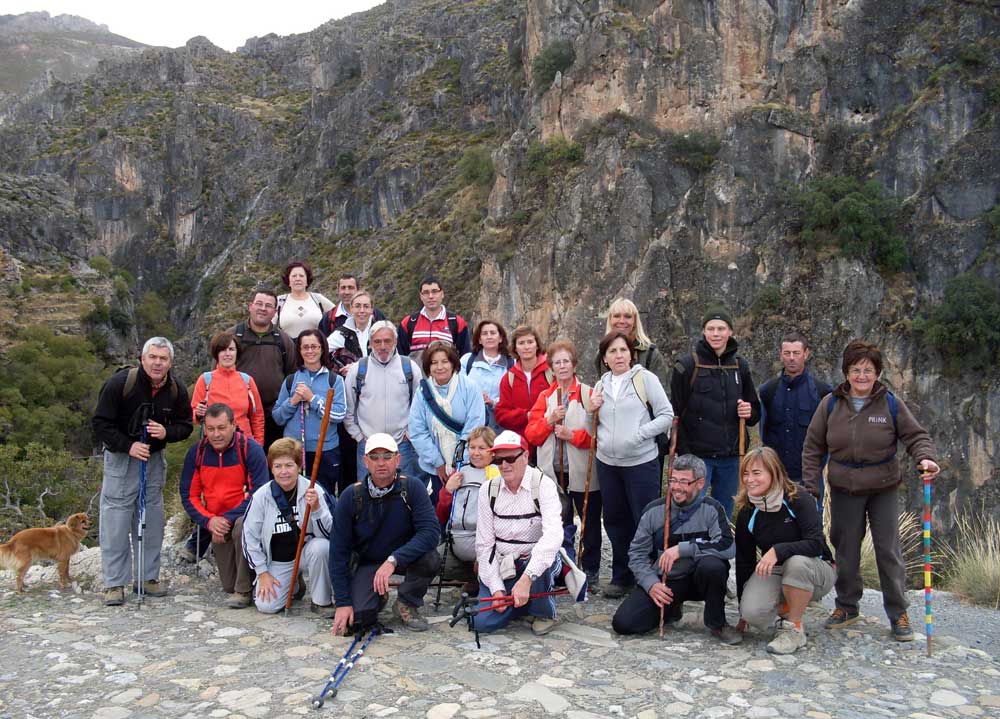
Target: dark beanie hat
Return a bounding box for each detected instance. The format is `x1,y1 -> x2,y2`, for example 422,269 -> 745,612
702,306 -> 734,329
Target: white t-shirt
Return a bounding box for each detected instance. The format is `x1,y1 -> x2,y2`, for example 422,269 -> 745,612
276,292 -> 334,339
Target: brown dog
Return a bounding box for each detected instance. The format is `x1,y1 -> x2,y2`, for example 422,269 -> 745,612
0,513 -> 91,592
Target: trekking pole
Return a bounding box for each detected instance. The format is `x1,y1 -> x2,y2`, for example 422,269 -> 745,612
922,468 -> 934,658
312,626 -> 380,708
285,387 -> 336,612
577,401 -> 599,563
436,455 -> 464,610
738,417 -> 746,460
299,403 -> 307,470
136,427 -> 149,608
658,419 -> 680,638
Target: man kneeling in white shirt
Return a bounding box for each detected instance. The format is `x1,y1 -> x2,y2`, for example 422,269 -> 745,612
474,430 -> 564,636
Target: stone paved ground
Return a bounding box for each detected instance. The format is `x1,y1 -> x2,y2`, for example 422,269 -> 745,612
2,544 -> 999,719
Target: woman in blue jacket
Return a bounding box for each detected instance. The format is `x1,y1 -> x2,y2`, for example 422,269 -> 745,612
459,320 -> 514,431
409,341 -> 486,505
273,329 -> 346,496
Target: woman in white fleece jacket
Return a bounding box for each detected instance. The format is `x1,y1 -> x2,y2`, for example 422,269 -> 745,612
588,332 -> 674,599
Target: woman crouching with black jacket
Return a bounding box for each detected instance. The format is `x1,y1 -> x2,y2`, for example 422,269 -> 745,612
734,447 -> 835,655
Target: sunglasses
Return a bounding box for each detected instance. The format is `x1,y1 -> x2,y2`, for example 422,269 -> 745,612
494,450 -> 524,466
366,451 -> 397,461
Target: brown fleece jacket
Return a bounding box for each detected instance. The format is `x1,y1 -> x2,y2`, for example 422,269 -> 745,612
801,381 -> 936,496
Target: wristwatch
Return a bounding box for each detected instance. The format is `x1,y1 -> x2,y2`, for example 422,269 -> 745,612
386,555 -> 397,566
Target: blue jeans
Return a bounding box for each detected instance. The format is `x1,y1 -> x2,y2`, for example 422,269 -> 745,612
700,456 -> 738,520
474,556 -> 561,633
597,458 -> 661,587
354,437 -> 422,484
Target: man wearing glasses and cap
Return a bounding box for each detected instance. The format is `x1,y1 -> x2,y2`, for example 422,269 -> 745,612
328,433 -> 440,635
611,454 -> 742,644
474,430 -> 565,636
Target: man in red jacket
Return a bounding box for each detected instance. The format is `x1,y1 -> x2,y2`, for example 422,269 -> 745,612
179,403 -> 270,608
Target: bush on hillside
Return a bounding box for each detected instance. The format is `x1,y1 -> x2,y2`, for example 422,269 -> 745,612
913,272 -> 1000,371
793,175 -> 907,273
941,513 -> 1000,608
457,146 -> 494,188
0,326 -> 104,453
0,443 -> 102,538
532,40 -> 575,91
526,137 -> 583,179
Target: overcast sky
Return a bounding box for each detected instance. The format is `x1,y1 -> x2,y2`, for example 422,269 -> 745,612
5,1 -> 384,51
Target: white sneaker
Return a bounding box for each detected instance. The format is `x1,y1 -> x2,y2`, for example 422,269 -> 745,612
767,619 -> 807,655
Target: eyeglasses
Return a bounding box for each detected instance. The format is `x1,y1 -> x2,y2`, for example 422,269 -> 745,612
251,302 -> 276,310
668,478 -> 700,486
366,451 -> 397,461
300,344 -> 323,351
494,451 -> 524,466
848,368 -> 877,377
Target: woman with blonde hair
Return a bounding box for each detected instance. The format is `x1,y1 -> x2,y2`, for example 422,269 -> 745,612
733,447 -> 835,654
595,298 -> 669,389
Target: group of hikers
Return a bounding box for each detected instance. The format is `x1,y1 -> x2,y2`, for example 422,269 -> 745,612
91,262 -> 940,656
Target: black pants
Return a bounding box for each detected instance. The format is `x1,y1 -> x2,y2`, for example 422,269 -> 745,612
611,556 -> 730,635
337,424 -> 357,496
263,409 -> 284,454
570,490 -> 603,575
351,549 -> 441,628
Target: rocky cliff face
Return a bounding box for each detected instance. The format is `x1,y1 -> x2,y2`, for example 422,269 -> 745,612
0,0 -> 996,532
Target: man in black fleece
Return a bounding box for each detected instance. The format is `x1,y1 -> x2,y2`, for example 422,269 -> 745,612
329,433 -> 440,634
612,454 -> 741,644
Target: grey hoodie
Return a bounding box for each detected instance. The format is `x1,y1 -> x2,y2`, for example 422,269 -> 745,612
343,351 -> 423,443
588,365 -> 674,467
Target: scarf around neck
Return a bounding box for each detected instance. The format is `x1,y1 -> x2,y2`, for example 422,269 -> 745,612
430,373 -> 461,472
748,482 -> 785,512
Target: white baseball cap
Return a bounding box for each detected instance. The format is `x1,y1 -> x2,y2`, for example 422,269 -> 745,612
364,433 -> 399,454
491,430 -> 528,453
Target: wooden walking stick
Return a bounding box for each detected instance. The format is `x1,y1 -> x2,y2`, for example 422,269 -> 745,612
738,417 -> 746,460
657,419 -> 680,638
285,387 -> 336,611
577,408 -> 599,562
922,467 -> 934,657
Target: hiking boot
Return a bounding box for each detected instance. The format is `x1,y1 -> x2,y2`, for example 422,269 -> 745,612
711,625 -> 744,645
825,607 -> 860,629
602,583 -> 628,599
891,613 -> 914,642
225,592 -> 252,609
531,616 -> 559,636
311,602 -> 337,619
767,619 -> 807,655
393,599 -> 428,632
586,572 -> 600,594
132,579 -> 168,597
293,574 -> 306,601
104,586 -> 125,606
176,546 -> 197,564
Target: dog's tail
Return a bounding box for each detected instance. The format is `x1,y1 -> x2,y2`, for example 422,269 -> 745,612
0,542 -> 15,571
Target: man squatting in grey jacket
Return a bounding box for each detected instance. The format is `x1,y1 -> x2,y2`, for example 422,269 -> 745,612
611,454 -> 743,644
343,320 -> 424,482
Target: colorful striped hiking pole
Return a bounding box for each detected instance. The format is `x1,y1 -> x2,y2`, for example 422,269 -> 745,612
922,469 -> 933,657
299,403 -> 307,470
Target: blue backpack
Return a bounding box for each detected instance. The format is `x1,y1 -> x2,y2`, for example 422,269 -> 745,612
355,356 -> 414,405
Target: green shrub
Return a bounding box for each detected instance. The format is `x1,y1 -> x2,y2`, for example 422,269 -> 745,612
669,131 -> 721,172
532,40 -> 575,91
336,152 -> 356,184
0,443 -> 102,538
82,298 -> 111,325
457,146 -> 494,188
526,137 -> 583,179
88,255 -> 113,275
0,326 -> 104,453
751,284 -> 782,315
913,272 -> 1000,371
136,291 -> 173,339
793,175 -> 907,272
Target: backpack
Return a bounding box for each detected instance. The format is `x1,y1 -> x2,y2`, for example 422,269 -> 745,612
446,466 -> 496,562
506,366 -> 554,388
486,470 -> 573,527
202,370 -> 258,416
407,310 -> 460,346
355,356 -> 414,405
465,352 -> 514,375
120,366 -> 179,403
233,322 -> 288,368
629,370 -> 671,456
